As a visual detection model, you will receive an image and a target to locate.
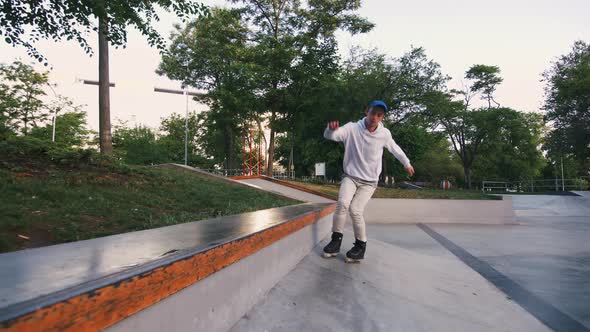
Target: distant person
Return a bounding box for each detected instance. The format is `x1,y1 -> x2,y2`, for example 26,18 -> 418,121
322,100 -> 414,262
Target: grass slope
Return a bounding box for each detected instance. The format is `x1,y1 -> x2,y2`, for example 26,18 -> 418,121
1,163 -> 298,253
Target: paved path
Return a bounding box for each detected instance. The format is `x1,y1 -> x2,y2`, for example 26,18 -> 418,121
237,178 -> 334,203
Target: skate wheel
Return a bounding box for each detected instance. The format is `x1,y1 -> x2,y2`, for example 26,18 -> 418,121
322,252 -> 337,258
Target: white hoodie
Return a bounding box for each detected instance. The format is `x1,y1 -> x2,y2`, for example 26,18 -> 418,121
324,118 -> 411,182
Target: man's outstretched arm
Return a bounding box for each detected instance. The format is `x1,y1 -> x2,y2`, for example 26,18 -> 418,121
386,135 -> 415,176
324,121 -> 352,142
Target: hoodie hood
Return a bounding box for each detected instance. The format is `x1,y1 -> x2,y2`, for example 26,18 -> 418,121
358,117 -> 383,133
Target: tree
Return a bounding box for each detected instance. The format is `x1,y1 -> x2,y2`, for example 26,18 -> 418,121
465,64 -> 503,109
1,0 -> 208,66
543,40 -> 590,174
0,61 -> 49,135
112,122 -> 166,165
30,103 -> 90,148
1,0 -> 208,155
413,138 -> 464,185
192,109 -> 243,170
158,112 -> 215,168
472,109 -> 545,183
336,46 -> 449,127
273,46 -> 451,180
158,8 -> 256,170
426,63 -> 510,189
278,37 -> 343,176
424,90 -> 490,189
339,48 -> 395,121
230,0 -> 373,175
0,75 -> 17,139
381,123 -> 462,185
389,47 -> 450,125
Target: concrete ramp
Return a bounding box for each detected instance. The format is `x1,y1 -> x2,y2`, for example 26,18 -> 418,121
510,194 -> 590,217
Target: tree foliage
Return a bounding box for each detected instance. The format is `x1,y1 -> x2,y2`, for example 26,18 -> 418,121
229,0 -> 373,175
472,109 -> 545,182
30,110 -> 90,147
158,7 -> 256,169
543,40 -> 590,174
158,112 -> 216,168
0,61 -> 49,135
0,0 -> 208,65
465,64 -> 503,109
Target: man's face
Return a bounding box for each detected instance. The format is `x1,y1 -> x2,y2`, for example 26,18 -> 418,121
365,107 -> 385,127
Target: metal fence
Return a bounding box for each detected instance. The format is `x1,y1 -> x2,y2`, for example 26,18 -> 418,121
200,169 -> 295,179
482,178 -> 589,193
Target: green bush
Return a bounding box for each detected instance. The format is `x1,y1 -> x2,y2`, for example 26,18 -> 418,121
0,136 -> 103,168
573,178 -> 589,190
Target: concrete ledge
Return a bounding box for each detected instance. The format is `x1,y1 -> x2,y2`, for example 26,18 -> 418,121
364,196 -> 515,224
107,211 -> 334,332
0,204 -> 335,332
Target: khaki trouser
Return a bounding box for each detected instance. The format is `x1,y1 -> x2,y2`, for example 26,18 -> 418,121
332,176 -> 376,242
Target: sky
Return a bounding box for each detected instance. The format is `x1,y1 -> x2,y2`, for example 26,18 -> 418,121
1,0 -> 589,133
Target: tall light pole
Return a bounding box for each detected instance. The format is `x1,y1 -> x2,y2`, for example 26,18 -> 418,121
45,83 -> 59,142
153,87 -> 203,165
561,154 -> 565,191
184,87 -> 188,166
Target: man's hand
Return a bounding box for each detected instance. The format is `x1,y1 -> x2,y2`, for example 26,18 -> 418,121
406,165 -> 415,176
328,121 -> 340,130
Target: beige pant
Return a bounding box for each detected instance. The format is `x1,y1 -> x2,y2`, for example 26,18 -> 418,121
332,176 -> 376,242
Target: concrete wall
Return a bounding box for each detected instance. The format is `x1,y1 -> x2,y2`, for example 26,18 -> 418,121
363,197 -> 515,224
106,215 -> 333,332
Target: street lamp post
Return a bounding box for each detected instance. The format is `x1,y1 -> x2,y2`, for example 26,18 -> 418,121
184,88 -> 188,166
153,87 -> 203,166
561,155 -> 565,191
46,83 -> 59,143
52,114 -> 57,142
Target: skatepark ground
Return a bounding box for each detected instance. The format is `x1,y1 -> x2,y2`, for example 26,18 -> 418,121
235,179 -> 590,332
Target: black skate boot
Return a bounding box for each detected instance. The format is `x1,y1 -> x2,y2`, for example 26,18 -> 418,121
345,239 -> 366,263
322,232 -> 343,258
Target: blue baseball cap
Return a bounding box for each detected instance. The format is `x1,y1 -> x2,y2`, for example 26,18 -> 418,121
368,100 -> 388,112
